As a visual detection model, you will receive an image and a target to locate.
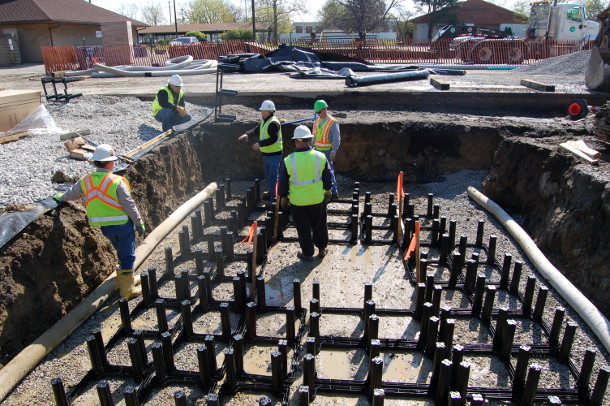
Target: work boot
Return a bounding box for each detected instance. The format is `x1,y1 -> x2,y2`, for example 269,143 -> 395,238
297,252 -> 315,262
116,268 -> 142,299
318,248 -> 327,258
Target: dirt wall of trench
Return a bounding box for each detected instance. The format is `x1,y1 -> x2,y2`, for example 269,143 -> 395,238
196,117 -> 501,182
0,133 -> 205,365
482,137 -> 610,316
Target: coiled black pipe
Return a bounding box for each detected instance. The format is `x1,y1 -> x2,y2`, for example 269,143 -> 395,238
345,69 -> 430,87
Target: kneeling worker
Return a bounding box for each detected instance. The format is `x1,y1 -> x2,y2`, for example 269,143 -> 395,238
278,125 -> 332,261
54,144 -> 146,299
152,74 -> 192,132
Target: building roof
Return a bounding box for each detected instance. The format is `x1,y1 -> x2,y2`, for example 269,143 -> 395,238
140,23 -> 251,35
0,0 -> 147,26
411,0 -> 521,25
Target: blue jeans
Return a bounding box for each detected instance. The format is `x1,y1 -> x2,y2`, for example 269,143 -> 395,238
263,154 -> 282,200
319,149 -> 338,195
154,108 -> 192,132
101,219 -> 136,269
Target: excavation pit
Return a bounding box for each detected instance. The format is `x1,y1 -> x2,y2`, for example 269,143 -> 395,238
2,101 -> 610,406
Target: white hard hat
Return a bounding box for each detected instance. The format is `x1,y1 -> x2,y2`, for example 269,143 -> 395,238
90,144 -> 118,162
259,100 -> 275,111
168,74 -> 183,86
292,125 -> 313,139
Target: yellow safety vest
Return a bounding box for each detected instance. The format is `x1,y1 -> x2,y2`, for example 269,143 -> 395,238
284,149 -> 326,206
259,116 -> 283,154
313,115 -> 336,151
151,85 -> 184,117
80,172 -> 130,227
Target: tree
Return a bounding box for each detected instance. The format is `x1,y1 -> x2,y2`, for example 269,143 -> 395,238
186,0 -> 238,24
585,0 -> 605,20
512,0 -> 530,23
115,3 -> 139,20
413,0 -> 459,38
255,0 -> 305,43
317,0 -> 403,41
141,2 -> 166,25
389,7 -> 415,42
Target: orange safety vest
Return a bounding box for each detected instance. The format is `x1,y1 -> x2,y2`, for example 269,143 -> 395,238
313,115 -> 337,151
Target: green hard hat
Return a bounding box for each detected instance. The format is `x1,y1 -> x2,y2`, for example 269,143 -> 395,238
314,100 -> 328,112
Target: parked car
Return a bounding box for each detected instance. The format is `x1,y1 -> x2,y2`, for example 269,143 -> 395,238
170,36 -> 199,45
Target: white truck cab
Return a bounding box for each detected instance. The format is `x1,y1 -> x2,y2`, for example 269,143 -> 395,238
529,1 -> 599,41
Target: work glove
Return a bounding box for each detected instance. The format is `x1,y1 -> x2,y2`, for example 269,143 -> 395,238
136,223 -> 147,236
329,150 -> 337,161
176,106 -> 187,117
53,192 -> 64,203
281,197 -> 290,210
324,190 -> 332,204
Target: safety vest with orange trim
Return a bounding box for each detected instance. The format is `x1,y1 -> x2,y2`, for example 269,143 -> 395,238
79,172 -> 130,227
313,115 -> 337,151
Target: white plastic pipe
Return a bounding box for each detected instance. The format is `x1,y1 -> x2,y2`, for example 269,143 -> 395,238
91,60 -> 217,77
468,186 -> 610,354
0,182 -> 218,402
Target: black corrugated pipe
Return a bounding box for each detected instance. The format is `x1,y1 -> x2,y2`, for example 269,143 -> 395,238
345,69 -> 430,87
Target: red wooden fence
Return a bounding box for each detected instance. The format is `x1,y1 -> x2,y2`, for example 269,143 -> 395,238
41,38 -> 592,73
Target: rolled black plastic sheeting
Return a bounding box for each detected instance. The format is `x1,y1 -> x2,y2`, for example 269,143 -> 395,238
345,69 -> 430,87
0,197 -> 58,249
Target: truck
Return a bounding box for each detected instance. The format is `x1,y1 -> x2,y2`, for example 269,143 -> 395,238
433,0 -> 599,64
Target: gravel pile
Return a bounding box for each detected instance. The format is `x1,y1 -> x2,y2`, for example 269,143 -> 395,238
512,50 -> 591,75
0,95 -> 209,209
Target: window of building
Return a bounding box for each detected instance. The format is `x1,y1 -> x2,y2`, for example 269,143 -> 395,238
296,26 -> 303,33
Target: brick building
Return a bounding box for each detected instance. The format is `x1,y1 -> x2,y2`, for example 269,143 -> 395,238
411,0 -> 526,39
0,0 -> 146,63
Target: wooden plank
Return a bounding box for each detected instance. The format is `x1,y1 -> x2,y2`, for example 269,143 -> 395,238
0,131 -> 30,144
560,142 -> 599,165
565,140 -> 601,158
430,77 -> 450,90
520,79 -> 555,92
124,128 -> 173,158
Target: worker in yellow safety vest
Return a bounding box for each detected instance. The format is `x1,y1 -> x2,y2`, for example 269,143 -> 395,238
278,125 -> 332,261
312,100 -> 341,200
238,100 -> 283,200
151,74 -> 191,132
53,144 -> 147,299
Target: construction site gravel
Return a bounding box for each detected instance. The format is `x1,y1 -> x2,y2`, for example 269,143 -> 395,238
1,51 -> 610,406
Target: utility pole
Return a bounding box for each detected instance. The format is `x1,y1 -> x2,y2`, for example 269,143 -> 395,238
173,0 -> 178,35
251,0 -> 256,40
168,1 -> 172,26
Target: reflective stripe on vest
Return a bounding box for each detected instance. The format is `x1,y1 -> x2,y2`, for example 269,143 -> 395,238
259,115 -> 283,154
151,85 -> 184,116
314,116 -> 336,151
80,172 -> 129,226
284,149 -> 325,206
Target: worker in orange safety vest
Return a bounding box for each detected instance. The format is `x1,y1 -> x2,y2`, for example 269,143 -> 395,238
311,100 -> 340,200
54,144 -> 146,299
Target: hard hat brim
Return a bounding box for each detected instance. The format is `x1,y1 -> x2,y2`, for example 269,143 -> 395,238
90,156 -> 118,162
291,135 -> 314,140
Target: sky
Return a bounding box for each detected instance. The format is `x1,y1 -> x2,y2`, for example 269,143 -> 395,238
91,0 -> 521,24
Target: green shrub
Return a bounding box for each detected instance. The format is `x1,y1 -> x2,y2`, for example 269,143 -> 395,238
222,29 -> 254,40
185,31 -> 207,42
